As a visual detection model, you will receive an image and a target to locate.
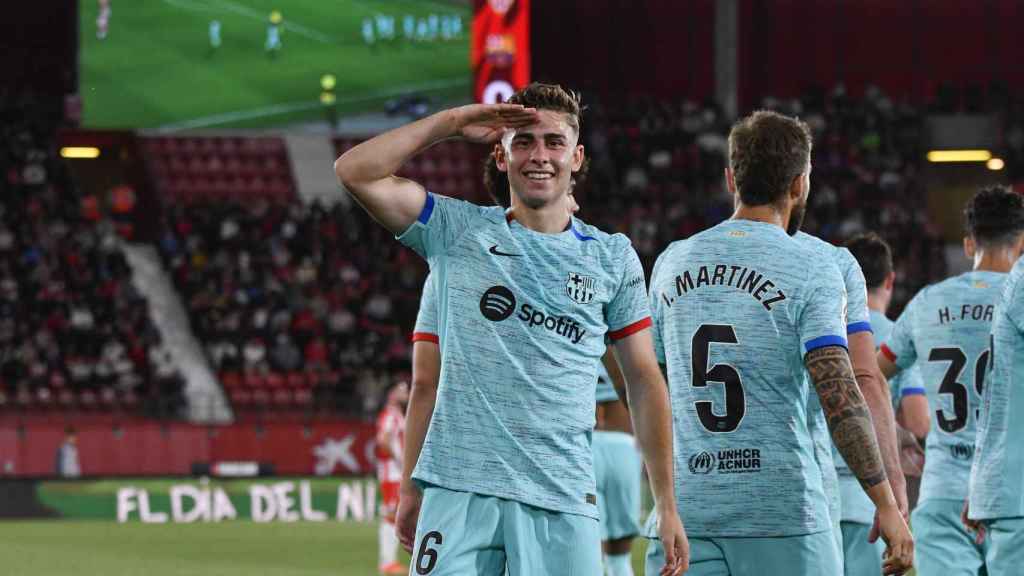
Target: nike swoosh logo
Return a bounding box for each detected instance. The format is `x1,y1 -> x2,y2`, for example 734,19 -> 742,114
489,244 -> 523,257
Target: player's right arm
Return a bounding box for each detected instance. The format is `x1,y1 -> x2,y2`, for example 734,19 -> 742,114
396,338 -> 440,552
848,330 -> 909,516
334,104 -> 538,235
396,273 -> 441,551
896,387 -> 930,441
806,346 -> 913,574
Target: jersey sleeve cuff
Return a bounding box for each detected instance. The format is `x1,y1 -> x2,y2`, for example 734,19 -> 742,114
608,317 -> 652,341
804,334 -> 848,354
846,321 -> 873,335
395,192 -> 435,245
880,343 -> 897,362
411,332 -> 439,343
900,387 -> 926,397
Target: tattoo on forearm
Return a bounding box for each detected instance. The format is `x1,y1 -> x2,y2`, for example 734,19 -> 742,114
806,346 -> 887,489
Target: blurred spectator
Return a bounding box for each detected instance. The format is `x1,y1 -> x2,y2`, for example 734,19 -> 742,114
54,427 -> 81,478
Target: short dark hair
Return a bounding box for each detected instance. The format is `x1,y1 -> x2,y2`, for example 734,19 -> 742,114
728,110 -> 812,207
845,232 -> 893,290
483,82 -> 590,207
964,185 -> 1024,247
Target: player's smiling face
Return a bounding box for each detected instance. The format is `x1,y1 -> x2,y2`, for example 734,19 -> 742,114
495,110 -> 584,210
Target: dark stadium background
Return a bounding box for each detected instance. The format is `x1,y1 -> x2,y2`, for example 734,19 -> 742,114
1,1 -> 1023,574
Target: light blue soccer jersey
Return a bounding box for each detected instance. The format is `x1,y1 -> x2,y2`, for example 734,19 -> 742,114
883,271 -> 1007,506
794,233 -> 871,526
970,258 -> 1024,519
595,363 -> 619,403
413,270 -> 438,340
870,309 -> 926,410
398,193 -> 651,519
649,219 -> 848,537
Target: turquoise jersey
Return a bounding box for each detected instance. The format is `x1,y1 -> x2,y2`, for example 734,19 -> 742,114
398,193 -> 651,519
793,233 -> 870,528
413,270 -> 438,340
870,309 -> 926,410
970,258 -> 1024,519
649,219 -> 848,537
883,271 -> 1007,505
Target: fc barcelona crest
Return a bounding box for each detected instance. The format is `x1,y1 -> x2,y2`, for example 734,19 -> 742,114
565,272 -> 597,304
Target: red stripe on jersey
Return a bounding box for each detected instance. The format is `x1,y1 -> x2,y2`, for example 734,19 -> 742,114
880,343 -> 897,363
608,317 -> 652,341
411,332 -> 439,343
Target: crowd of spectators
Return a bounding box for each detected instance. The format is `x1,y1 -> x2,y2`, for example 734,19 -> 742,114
576,85 -> 950,315
158,196 -> 424,416
0,94 -> 184,418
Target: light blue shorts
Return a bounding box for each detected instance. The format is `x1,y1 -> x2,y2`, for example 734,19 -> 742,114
839,521 -> 885,576
912,498 -> 986,576
644,530 -> 840,576
983,515 -> 1024,576
593,430 -> 642,541
411,484 -> 601,575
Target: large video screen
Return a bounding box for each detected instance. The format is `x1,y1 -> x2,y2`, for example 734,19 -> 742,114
79,0 -> 472,130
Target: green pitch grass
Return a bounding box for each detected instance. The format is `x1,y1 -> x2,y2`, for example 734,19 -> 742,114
80,0 -> 471,130
0,520 -> 652,575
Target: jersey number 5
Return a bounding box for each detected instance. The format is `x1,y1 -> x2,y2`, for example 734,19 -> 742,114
692,324 -> 745,432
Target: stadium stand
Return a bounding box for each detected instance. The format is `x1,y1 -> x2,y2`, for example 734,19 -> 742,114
0,96 -> 184,419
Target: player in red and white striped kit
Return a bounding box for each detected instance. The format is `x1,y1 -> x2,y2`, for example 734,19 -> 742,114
376,381 -> 409,575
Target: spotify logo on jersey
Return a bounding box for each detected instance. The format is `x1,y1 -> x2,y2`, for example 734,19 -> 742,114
480,286 -> 517,321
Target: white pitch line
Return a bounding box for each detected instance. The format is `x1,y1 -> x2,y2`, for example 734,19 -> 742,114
161,0 -> 338,44
161,0 -> 221,14
213,0 -> 337,45
154,77 -> 470,132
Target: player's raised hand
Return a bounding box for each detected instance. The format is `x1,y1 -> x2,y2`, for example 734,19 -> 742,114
875,503 -> 914,575
450,103 -> 539,144
395,483 -> 423,553
657,510 -> 690,575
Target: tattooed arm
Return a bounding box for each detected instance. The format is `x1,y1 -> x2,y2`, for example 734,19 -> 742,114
806,345 -> 914,573
807,346 -> 887,491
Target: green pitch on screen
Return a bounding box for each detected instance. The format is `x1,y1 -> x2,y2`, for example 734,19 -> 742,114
79,0 -> 471,130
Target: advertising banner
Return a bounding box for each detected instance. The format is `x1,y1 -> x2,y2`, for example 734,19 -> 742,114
25,477 -> 379,523
472,0 -> 530,103
0,421 -> 376,478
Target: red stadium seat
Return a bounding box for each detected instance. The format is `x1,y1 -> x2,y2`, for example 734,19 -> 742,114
272,388 -> 291,406
221,372 -> 241,389
79,390 -> 98,410
251,388 -> 270,406
229,388 -> 252,406
265,373 -> 285,388
57,389 -> 76,409
244,373 -> 266,389
294,388 -> 313,407
286,372 -> 306,389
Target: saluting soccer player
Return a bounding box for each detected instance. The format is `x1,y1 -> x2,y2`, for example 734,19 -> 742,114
335,83 -> 687,576
880,187 -> 1024,575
